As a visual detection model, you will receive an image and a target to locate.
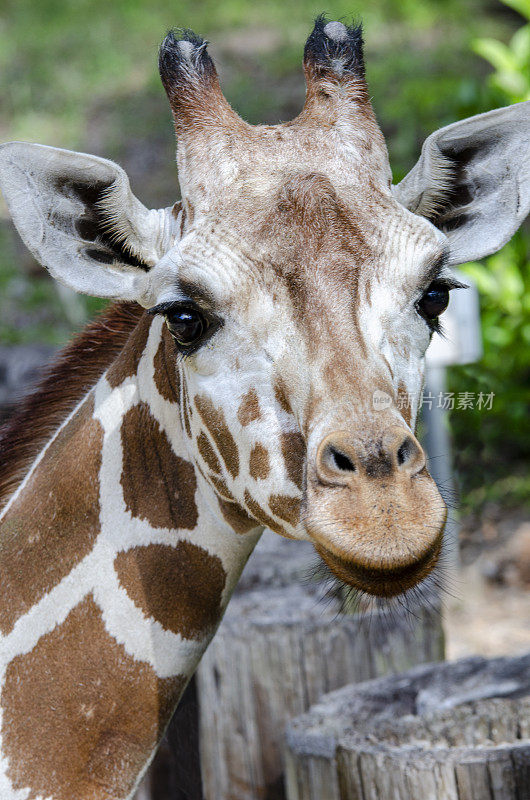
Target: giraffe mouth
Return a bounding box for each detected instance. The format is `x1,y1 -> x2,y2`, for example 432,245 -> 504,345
314,534 -> 443,598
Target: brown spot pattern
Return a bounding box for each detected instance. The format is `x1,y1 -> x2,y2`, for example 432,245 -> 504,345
0,394 -> 103,636
153,326 -> 181,403
194,395 -> 240,479
197,431 -> 221,474
121,402 -> 198,530
114,542 -> 226,640
2,595 -> 185,800
106,312 -> 153,389
209,473 -> 233,500
268,494 -> 301,527
237,388 -> 261,426
274,377 -> 293,414
217,497 -> 256,534
243,490 -> 291,538
249,443 -> 270,480
182,381 -> 193,439
280,431 -> 305,491
397,381 -> 412,427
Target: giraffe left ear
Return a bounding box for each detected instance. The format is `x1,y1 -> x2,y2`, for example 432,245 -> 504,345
393,102 -> 530,265
0,142 -> 180,299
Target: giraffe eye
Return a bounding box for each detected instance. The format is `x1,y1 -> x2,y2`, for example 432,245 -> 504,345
417,281 -> 450,322
165,307 -> 208,346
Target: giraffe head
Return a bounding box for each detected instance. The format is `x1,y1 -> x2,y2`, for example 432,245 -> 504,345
1,19 -> 528,598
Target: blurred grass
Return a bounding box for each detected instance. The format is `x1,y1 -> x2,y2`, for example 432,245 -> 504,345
0,0 -> 514,170
0,0 -> 527,510
0,0 -> 514,342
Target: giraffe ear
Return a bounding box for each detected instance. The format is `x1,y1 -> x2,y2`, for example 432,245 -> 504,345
0,142 -> 180,299
392,102 -> 530,265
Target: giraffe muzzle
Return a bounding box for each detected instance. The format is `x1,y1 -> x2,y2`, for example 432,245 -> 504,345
305,426 -> 446,597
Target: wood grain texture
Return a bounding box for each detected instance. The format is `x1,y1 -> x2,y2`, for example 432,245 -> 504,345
285,653 -> 530,800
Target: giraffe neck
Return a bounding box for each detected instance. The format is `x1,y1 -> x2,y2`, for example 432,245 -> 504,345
0,310 -> 262,800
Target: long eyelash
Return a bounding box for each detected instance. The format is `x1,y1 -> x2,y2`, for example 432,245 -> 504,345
440,277 -> 468,291
147,299 -> 196,316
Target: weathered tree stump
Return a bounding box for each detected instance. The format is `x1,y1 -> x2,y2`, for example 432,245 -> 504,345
197,571 -> 444,800
285,653 -> 530,800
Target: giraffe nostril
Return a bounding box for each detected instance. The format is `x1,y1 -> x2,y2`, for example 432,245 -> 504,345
397,439 -> 412,467
329,446 -> 356,473
393,433 -> 424,474
316,436 -> 359,486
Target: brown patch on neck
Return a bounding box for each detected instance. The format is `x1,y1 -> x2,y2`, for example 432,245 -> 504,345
121,402 -> 198,530
153,325 -> 181,403
237,388 -> 261,426
249,443 -> 270,480
2,594 -> 185,800
114,542 -> 226,640
217,497 -> 256,534
0,393 -> 103,635
194,395 -> 240,479
0,302 -> 145,511
172,200 -> 183,221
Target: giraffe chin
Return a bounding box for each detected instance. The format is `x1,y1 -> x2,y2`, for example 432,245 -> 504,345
314,535 -> 443,598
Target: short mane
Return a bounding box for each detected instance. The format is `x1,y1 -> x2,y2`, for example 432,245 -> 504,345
0,301 -> 146,510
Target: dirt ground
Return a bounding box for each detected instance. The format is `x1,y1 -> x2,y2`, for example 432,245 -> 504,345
445,510 -> 530,659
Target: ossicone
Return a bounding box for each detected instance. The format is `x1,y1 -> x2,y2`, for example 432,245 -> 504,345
158,28 -> 243,133
295,15 -> 373,125
158,28 -> 215,99
304,16 -> 365,82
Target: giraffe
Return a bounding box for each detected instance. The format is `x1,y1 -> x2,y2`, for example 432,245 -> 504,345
0,16 -> 528,800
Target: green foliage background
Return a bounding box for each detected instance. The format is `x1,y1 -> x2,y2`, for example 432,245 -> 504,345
448,0 -> 530,513
0,0 -> 528,512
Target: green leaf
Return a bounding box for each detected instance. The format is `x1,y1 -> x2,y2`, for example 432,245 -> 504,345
492,71 -> 529,99
501,0 -> 530,22
510,24 -> 530,62
472,38 -> 517,72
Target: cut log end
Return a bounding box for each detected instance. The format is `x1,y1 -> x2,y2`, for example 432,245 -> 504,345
285,652 -> 530,800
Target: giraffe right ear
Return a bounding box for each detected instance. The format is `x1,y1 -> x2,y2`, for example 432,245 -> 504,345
392,102 -> 530,266
0,142 -> 180,300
